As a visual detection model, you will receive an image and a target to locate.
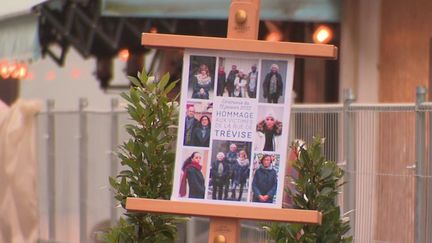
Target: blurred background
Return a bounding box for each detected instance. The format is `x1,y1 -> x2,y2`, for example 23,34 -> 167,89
1,0 -> 432,242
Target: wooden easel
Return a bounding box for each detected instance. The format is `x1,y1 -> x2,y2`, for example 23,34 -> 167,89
126,1 -> 337,242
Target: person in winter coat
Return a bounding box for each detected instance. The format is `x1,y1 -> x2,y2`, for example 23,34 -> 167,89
191,115 -> 211,147
179,152 -> 205,199
231,150 -> 250,201
224,143 -> 238,199
262,64 -> 283,103
233,70 -> 248,98
210,152 -> 230,200
255,112 -> 283,152
183,105 -> 199,146
191,64 -> 212,99
216,65 -> 226,96
226,65 -> 239,97
252,154 -> 277,203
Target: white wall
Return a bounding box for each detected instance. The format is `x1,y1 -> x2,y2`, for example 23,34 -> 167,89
20,48 -> 128,111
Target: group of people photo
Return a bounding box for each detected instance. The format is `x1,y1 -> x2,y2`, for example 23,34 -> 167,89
187,55 -> 288,104
178,141 -> 280,204
177,53 -> 291,205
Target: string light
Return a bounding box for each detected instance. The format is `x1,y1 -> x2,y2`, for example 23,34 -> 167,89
0,60 -> 28,79
118,49 -> 130,62
313,25 -> 333,44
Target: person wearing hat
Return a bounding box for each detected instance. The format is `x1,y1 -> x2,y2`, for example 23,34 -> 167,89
247,64 -> 258,98
255,112 -> 283,151
262,64 -> 283,103
252,154 -> 278,203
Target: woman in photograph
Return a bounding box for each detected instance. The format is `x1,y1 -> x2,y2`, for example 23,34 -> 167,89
191,115 -> 211,147
252,154 -> 277,203
231,150 -> 250,201
192,64 -> 212,99
262,64 -> 283,103
233,70 -> 248,98
255,112 -> 282,151
179,152 -> 205,199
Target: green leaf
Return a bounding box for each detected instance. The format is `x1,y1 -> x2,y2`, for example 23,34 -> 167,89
128,76 -> 143,88
158,72 -> 170,89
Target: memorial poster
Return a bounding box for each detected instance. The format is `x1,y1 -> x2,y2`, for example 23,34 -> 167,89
171,49 -> 295,208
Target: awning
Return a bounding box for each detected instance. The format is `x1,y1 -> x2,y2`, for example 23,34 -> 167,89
0,1 -> 47,61
101,0 -> 341,22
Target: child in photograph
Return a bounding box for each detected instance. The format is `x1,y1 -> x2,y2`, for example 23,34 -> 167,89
191,115 -> 211,147
262,64 -> 283,103
247,64 -> 258,98
210,152 -> 230,200
192,64 -> 212,99
179,152 -> 205,199
252,154 -> 277,203
233,70 -> 248,98
255,112 -> 283,151
231,150 -> 250,201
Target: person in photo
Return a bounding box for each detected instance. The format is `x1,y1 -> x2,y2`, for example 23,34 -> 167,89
217,65 -> 226,96
247,64 -> 258,98
184,105 -> 199,146
179,152 -> 205,199
262,64 -> 283,103
225,143 -> 238,199
255,112 -> 283,151
252,154 -> 277,203
192,64 -> 212,99
233,70 -> 248,98
226,64 -> 239,97
231,150 -> 250,201
210,152 -> 230,200
191,115 -> 211,147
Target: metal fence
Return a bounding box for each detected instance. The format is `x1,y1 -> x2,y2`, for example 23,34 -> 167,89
36,87 -> 432,243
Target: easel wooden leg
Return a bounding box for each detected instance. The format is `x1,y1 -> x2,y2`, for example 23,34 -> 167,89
208,217 -> 240,243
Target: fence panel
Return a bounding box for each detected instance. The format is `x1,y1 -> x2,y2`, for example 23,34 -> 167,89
35,101 -> 432,243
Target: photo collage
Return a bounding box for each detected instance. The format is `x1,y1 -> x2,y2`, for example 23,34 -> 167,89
172,50 -> 294,208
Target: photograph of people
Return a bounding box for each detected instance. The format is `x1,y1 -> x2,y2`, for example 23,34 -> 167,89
230,150 -> 250,201
191,115 -> 211,147
192,64 -> 212,99
179,151 -> 205,199
247,64 -> 258,98
216,65 -> 226,96
188,55 -> 216,99
209,152 -> 230,200
209,140 -> 252,201
183,104 -> 199,146
259,60 -> 288,104
254,106 -> 284,152
252,154 -> 278,203
217,57 -> 259,97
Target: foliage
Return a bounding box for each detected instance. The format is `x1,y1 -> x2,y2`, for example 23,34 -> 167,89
102,70 -> 185,243
263,137 -> 352,243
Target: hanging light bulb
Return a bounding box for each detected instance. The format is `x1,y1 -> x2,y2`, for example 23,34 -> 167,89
118,49 -> 130,62
313,25 -> 333,44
